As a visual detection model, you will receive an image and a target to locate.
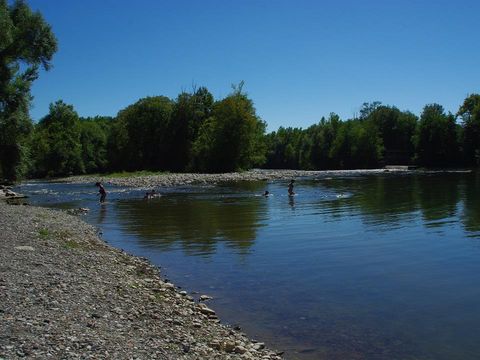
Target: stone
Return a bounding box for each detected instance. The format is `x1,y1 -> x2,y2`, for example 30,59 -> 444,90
224,341 -> 236,353
234,345 -> 247,354
209,340 -> 221,350
14,246 -> 34,251
197,303 -> 215,316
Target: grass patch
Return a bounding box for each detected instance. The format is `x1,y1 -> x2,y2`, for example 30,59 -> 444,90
38,228 -> 50,239
63,240 -> 80,250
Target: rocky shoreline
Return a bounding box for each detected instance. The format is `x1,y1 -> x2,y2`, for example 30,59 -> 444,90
0,201 -> 283,359
59,168 -> 401,188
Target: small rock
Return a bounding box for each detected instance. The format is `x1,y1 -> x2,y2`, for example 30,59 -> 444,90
234,345 -> 247,354
209,340 -> 221,350
181,343 -> 190,353
197,303 -> 215,316
253,342 -> 265,350
14,246 -> 34,251
224,341 -> 236,353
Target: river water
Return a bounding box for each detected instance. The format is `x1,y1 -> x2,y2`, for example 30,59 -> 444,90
15,172 -> 480,359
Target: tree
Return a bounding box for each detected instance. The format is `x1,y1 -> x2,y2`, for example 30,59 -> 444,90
31,101 -> 84,177
0,0 -> 57,180
169,87 -> 213,171
366,105 -> 417,164
306,113 -> 342,169
108,96 -> 174,171
413,104 -> 458,167
265,126 -> 305,169
458,94 -> 480,166
79,116 -> 112,173
191,83 -> 266,172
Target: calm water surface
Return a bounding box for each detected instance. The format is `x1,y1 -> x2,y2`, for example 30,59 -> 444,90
16,173 -> 480,359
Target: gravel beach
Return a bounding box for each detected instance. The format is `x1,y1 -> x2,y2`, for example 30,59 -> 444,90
59,168 -> 399,188
0,201 -> 283,359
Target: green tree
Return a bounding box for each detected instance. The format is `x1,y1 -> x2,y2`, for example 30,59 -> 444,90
458,94 -> 480,166
306,113 -> 341,169
0,0 -> 57,180
191,83 -> 266,172
366,105 -> 417,164
79,116 -> 112,173
413,104 -> 458,167
109,96 -> 174,171
169,87 -> 213,171
31,101 -> 84,177
265,126 -> 305,169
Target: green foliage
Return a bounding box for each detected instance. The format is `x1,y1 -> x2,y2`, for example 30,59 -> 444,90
38,228 -> 50,239
79,116 -> 112,173
170,87 -> 213,171
25,85 -> 480,176
31,100 -> 84,177
191,83 -> 266,172
413,104 -> 458,166
365,104 -> 417,164
265,112 -> 383,170
63,240 -> 79,250
108,96 -> 173,171
0,0 -> 57,181
458,94 -> 480,165
265,126 -> 305,169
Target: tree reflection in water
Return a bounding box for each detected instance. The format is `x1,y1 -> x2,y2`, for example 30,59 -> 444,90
114,184 -> 268,256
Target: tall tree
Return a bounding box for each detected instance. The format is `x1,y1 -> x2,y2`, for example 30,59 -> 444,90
414,104 -> 458,167
0,0 -> 57,180
366,105 -> 417,164
191,83 -> 266,172
79,116 -> 112,173
458,94 -> 480,166
31,101 -> 84,177
109,96 -> 174,171
169,87 -> 213,171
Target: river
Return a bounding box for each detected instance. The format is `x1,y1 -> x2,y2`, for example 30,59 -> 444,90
15,171 -> 480,359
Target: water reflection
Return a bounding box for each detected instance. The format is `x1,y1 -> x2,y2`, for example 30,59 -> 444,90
462,172 -> 480,232
311,173 -> 478,236
114,191 -> 267,256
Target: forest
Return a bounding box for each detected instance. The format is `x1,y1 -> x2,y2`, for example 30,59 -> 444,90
1,0 -> 480,182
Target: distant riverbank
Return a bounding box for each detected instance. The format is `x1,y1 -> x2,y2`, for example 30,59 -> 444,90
0,201 -> 283,359
59,168 -> 409,188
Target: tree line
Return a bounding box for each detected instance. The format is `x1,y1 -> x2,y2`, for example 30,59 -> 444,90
21,92 -> 480,179
265,99 -> 480,170
27,83 -> 267,178
1,1 -> 480,181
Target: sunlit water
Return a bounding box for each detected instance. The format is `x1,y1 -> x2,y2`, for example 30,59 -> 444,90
15,173 -> 480,359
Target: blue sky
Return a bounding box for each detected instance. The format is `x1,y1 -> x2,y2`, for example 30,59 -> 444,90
28,0 -> 480,131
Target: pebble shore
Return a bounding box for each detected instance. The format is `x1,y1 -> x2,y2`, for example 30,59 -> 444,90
59,168 -> 398,188
0,201 -> 283,359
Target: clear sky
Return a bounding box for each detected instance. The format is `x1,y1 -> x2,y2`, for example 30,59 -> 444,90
27,0 -> 480,131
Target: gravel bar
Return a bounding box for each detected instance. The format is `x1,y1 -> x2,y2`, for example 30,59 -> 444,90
59,168 -> 402,188
0,201 -> 283,359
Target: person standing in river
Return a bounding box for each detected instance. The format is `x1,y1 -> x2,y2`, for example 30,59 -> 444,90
288,179 -> 295,196
95,182 -> 107,203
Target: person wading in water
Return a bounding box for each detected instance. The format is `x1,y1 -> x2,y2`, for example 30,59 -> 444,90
95,182 -> 107,203
288,179 -> 295,196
